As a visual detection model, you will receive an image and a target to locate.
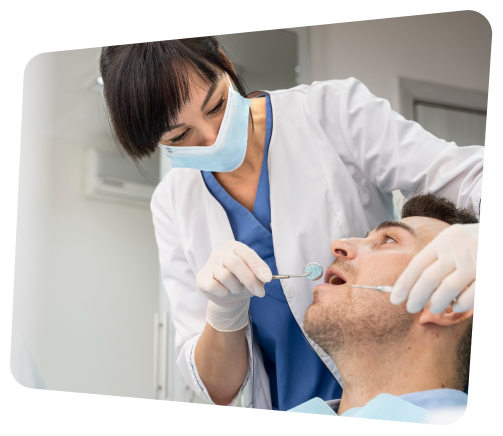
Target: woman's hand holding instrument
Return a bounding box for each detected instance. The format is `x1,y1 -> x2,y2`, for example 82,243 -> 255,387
196,241 -> 272,332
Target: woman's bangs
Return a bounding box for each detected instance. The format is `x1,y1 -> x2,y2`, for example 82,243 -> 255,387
101,39 -> 240,161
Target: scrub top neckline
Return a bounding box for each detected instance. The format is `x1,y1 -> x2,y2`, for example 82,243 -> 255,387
199,93 -> 343,410
202,94 -> 273,234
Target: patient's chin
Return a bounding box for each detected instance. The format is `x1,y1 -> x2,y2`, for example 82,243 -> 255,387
303,305 -> 321,340
304,294 -> 415,354
304,304 -> 345,355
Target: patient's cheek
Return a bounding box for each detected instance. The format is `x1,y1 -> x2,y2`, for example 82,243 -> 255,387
358,253 -> 414,286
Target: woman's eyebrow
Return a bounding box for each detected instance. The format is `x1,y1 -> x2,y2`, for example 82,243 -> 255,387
201,81 -> 220,111
165,122 -> 185,132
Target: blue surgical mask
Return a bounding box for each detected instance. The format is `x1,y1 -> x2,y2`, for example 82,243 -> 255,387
159,74 -> 251,172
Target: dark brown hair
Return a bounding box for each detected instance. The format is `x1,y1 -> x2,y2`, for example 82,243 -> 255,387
401,192 -> 477,391
99,38 -> 249,162
401,192 -> 479,225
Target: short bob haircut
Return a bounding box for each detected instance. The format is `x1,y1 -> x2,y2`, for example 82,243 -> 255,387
100,37 -> 249,162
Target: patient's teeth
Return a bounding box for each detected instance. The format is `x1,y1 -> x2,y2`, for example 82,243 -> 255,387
329,275 -> 338,284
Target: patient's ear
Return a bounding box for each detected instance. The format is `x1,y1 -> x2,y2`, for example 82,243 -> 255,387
419,302 -> 474,327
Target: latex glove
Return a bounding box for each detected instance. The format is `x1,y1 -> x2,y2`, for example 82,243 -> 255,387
390,223 -> 478,314
196,241 -> 272,332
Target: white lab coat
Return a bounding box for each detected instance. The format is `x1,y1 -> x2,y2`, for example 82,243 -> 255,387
151,78 -> 483,410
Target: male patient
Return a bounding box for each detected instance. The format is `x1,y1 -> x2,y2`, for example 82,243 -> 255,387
292,193 -> 476,423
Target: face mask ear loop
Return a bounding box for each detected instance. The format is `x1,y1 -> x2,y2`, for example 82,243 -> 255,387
225,73 -> 234,89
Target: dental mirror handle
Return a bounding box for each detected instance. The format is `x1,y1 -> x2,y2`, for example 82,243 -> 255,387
272,273 -> 310,280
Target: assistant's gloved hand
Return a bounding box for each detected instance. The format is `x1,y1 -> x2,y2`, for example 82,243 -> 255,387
390,223 -> 479,314
196,241 -> 272,332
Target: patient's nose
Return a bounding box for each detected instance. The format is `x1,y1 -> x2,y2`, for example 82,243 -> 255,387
330,238 -> 357,260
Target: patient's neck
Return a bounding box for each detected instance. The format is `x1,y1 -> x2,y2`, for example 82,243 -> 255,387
333,331 -> 458,415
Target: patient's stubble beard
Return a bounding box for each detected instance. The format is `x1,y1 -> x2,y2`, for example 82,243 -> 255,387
304,260 -> 415,359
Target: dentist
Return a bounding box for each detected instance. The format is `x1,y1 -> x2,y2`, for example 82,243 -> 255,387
99,37 -> 483,410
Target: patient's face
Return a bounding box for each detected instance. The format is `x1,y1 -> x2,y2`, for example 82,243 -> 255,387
304,217 -> 450,355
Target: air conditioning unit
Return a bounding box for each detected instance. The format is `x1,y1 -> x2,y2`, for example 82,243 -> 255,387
85,148 -> 158,206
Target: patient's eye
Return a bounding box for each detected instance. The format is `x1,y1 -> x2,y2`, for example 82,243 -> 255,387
381,233 -> 396,244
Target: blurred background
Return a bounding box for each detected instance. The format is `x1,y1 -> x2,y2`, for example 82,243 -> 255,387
11,11 -> 490,403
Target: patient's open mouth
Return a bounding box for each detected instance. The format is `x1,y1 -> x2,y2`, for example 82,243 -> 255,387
328,275 -> 346,285
325,267 -> 347,286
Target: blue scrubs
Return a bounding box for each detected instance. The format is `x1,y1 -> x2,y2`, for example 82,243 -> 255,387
202,95 -> 342,410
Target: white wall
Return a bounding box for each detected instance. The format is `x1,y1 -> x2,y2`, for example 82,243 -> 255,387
12,48 -> 159,398
307,11 -> 491,112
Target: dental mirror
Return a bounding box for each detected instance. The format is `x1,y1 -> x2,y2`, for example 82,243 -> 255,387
272,262 -> 324,281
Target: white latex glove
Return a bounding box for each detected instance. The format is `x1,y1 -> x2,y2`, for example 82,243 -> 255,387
390,223 -> 478,314
196,241 -> 272,332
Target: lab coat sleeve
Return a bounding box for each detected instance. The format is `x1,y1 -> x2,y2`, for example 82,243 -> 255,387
338,78 -> 483,217
150,174 -> 251,406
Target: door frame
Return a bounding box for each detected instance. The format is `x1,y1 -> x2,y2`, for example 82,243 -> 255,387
399,77 -> 488,121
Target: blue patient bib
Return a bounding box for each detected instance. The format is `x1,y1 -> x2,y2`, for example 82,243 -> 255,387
289,395 -> 433,423
202,95 -> 342,410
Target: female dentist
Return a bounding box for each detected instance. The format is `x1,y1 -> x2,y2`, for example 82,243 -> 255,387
99,37 -> 483,410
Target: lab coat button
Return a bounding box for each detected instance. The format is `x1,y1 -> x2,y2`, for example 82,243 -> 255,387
284,286 -> 293,298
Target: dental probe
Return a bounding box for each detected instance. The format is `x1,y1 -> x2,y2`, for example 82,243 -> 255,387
352,285 -> 459,305
351,285 -> 393,293
272,262 -> 324,281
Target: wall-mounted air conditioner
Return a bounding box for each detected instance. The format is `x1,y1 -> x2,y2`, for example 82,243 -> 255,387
85,148 -> 158,206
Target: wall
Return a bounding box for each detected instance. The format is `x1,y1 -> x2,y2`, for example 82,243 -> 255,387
12,48 -> 160,398
307,11 -> 491,112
